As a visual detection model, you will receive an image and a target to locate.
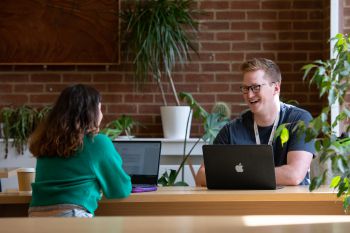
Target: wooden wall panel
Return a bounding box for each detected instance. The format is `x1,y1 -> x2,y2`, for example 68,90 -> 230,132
0,0 -> 119,64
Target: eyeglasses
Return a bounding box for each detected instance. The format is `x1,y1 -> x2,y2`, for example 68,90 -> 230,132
240,84 -> 266,94
240,82 -> 276,94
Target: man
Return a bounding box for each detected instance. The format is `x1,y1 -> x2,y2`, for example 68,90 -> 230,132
196,58 -> 315,186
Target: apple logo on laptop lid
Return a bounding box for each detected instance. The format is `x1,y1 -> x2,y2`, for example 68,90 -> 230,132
235,163 -> 244,173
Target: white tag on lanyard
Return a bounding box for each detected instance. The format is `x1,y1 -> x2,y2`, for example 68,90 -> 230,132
253,110 -> 280,145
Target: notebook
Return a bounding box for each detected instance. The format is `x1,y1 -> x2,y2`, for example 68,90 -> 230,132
202,144 -> 276,190
113,140 -> 161,193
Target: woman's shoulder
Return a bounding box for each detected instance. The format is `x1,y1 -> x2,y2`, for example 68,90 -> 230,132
94,133 -> 111,142
83,134 -> 116,161
85,134 -> 112,147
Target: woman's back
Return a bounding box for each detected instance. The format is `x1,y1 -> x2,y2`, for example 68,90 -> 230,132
29,84 -> 131,217
31,134 -> 131,215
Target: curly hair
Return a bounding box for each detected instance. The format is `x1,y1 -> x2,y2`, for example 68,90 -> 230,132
241,58 -> 281,83
29,84 -> 101,158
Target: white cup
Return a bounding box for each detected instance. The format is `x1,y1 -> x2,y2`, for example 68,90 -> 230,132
17,168 -> 35,192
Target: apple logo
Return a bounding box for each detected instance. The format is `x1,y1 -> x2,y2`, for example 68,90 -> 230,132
235,163 -> 244,173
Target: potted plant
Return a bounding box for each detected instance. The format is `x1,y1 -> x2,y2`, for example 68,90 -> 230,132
0,105 -> 51,158
276,33 -> 350,211
120,0 -> 199,139
158,92 -> 230,186
211,102 -> 231,121
101,115 -> 142,140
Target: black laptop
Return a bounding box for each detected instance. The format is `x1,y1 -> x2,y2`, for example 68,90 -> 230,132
113,141 -> 161,192
202,144 -> 276,190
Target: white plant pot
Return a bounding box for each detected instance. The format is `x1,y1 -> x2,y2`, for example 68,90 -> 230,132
160,106 -> 192,139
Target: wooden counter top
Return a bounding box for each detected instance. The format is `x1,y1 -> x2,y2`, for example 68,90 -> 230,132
103,185 -> 340,202
2,215 -> 350,233
0,186 -> 344,216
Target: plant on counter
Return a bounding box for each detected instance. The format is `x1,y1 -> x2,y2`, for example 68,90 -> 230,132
276,33 -> 350,211
157,92 -> 230,186
100,115 -> 142,140
120,0 -> 199,106
211,102 -> 231,121
0,105 -> 52,158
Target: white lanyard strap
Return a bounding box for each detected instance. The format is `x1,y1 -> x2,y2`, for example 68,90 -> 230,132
253,111 -> 280,145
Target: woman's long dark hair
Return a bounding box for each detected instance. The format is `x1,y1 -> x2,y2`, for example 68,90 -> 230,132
29,84 -> 101,158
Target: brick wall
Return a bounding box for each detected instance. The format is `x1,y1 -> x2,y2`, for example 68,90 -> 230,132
0,0 -> 329,137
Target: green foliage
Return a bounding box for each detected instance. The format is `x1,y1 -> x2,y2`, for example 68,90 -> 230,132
300,33 -> 350,211
100,115 -> 141,140
120,0 -> 199,106
0,105 -> 52,158
158,169 -> 188,187
158,92 -> 229,186
211,102 -> 231,120
276,125 -> 289,147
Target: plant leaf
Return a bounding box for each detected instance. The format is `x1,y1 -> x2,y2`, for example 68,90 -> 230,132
330,176 -> 341,188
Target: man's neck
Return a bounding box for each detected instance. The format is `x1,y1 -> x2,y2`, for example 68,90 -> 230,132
254,99 -> 280,127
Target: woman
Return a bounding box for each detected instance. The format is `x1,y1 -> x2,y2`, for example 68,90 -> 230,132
28,84 -> 131,217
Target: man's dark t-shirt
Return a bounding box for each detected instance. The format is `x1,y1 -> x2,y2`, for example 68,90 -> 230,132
214,102 -> 315,185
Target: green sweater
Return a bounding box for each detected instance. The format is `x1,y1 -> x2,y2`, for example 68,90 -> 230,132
30,134 -> 132,215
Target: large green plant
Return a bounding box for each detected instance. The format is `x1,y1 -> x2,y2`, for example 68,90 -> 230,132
294,33 -> 350,210
303,34 -> 350,209
120,0 -> 198,106
158,92 -> 229,186
0,105 -> 51,158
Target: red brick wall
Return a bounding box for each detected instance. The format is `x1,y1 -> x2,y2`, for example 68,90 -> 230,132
0,0 -> 329,137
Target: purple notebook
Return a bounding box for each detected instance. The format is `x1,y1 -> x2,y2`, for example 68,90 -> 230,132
132,185 -> 158,193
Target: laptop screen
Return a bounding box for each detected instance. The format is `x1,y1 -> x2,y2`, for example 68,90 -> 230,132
113,141 -> 161,185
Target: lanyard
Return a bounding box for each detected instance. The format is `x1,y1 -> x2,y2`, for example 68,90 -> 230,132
253,110 -> 280,145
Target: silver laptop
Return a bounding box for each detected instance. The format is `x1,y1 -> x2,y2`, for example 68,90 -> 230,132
203,144 -> 276,190
113,141 -> 161,192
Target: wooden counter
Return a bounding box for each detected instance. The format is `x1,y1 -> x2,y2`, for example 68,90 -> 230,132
1,215 -> 350,233
0,186 -> 345,217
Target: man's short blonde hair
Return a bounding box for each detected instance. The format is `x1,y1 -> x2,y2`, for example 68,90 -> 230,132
241,58 -> 281,82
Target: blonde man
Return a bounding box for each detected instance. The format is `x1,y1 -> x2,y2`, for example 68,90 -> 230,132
196,58 -> 314,187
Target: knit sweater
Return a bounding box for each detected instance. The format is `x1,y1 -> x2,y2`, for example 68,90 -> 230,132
30,134 -> 132,215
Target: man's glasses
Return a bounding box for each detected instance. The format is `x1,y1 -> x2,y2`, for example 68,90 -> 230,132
240,84 -> 266,94
240,82 -> 276,94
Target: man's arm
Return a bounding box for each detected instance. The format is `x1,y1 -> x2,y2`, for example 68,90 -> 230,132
275,150 -> 313,186
195,164 -> 207,187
